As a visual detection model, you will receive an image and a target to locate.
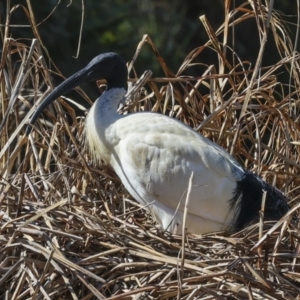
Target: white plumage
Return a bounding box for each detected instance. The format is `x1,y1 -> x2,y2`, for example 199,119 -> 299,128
27,52 -> 290,234
85,88 -> 241,233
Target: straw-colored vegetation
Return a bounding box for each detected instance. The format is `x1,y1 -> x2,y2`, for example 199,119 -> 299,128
0,1 -> 300,299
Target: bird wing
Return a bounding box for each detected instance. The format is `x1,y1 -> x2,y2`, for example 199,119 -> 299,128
110,113 -> 244,225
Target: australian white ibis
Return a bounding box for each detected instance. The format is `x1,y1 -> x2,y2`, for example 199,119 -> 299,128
26,52 -> 290,234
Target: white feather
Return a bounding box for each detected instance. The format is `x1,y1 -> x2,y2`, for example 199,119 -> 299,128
85,88 -> 245,234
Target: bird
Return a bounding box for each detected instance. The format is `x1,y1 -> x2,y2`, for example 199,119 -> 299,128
26,52 -> 290,234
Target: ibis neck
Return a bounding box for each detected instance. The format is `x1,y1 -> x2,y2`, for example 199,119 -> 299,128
97,87 -> 126,116
85,87 -> 126,164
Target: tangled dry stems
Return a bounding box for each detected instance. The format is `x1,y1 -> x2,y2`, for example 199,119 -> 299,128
0,1 -> 300,299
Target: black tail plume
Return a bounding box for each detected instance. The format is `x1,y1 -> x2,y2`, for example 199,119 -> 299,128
231,170 -> 290,231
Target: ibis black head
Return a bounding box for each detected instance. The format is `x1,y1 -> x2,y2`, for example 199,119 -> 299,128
26,52 -> 128,135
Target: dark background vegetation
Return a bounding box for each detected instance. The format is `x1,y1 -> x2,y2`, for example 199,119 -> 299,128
0,0 -> 298,100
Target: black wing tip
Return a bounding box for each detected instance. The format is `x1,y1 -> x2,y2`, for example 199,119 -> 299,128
231,170 -> 290,231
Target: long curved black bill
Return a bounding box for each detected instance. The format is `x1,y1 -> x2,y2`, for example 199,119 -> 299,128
25,67 -> 91,135
25,52 -> 128,135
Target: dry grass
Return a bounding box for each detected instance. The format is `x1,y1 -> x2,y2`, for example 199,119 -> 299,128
1,0 -> 300,299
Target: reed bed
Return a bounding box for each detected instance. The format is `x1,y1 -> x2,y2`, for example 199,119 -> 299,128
0,1 -> 300,299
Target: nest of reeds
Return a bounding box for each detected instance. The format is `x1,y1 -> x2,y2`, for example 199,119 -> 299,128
1,1 -> 300,299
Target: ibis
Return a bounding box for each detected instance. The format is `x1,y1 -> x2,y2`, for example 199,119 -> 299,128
26,52 -> 290,234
